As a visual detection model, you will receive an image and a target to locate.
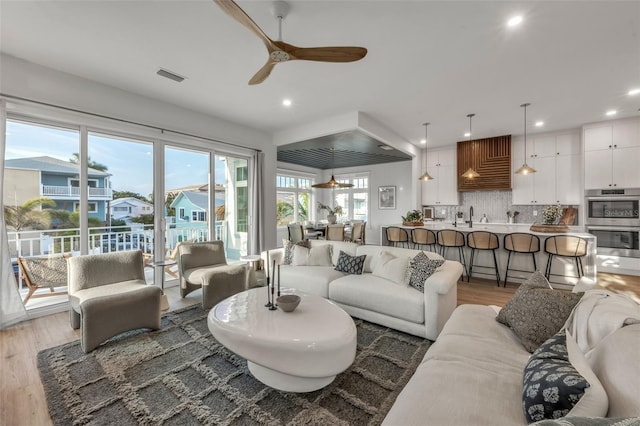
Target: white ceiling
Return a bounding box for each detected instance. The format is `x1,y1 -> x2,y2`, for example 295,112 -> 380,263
1,1 -> 639,150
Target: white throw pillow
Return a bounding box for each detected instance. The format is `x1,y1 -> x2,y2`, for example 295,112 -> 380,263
371,251 -> 410,285
291,244 -> 333,266
565,329 -> 609,418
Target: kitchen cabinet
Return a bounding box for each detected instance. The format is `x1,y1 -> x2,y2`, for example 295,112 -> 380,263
584,118 -> 640,189
512,131 -> 581,205
421,148 -> 459,205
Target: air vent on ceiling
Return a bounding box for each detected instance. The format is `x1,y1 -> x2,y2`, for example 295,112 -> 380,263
157,68 -> 186,83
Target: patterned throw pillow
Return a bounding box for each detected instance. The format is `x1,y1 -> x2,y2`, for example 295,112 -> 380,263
496,282 -> 583,352
408,251 -> 445,292
522,329 -> 590,423
334,250 -> 366,275
282,239 -> 310,265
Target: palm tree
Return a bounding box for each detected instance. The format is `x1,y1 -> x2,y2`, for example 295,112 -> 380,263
4,196 -> 56,231
69,153 -> 108,172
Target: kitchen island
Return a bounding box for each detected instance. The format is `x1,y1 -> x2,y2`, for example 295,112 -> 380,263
380,223 -> 596,289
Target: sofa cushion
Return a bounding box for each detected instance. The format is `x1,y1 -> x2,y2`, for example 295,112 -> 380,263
291,244 -> 332,266
279,265 -> 346,298
282,239 -> 310,265
385,305 -> 530,426
334,250 -> 366,275
357,245 -> 443,273
309,240 -> 358,265
522,329 -> 593,423
408,251 -> 445,292
497,283 -> 583,352
371,251 -> 410,285
329,273 -> 424,324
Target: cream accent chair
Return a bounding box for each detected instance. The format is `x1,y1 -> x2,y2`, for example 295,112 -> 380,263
68,250 -> 161,353
177,241 -> 249,309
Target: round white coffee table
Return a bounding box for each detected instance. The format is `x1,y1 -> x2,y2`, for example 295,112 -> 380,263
208,287 -> 357,392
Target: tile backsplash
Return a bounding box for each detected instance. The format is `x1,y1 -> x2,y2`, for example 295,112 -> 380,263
427,191 -> 579,225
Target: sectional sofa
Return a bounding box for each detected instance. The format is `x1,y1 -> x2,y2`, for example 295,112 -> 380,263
262,239 -> 464,341
383,289 -> 640,425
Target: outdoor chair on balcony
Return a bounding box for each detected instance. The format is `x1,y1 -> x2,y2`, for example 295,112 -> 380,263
68,250 -> 161,352
18,254 -> 71,304
177,240 -> 249,309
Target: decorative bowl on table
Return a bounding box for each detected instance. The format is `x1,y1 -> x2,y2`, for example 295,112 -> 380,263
277,294 -> 301,312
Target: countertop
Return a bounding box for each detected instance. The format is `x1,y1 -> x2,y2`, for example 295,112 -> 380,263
385,222 -> 594,238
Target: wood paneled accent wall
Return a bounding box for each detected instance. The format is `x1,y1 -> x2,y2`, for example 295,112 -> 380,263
457,135 -> 511,191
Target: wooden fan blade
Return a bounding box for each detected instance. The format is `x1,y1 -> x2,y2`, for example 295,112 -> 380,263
275,42 -> 367,62
249,60 -> 277,85
214,0 -> 277,51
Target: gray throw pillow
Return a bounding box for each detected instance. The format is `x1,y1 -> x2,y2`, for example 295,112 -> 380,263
334,250 -> 366,275
282,239 -> 310,265
522,329 -> 590,423
496,281 -> 583,352
408,251 -> 445,292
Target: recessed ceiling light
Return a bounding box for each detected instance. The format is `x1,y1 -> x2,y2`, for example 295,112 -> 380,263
606,110 -> 617,116
282,99 -> 292,107
535,121 -> 544,127
378,144 -> 393,151
507,15 -> 523,27
629,88 -> 640,96
420,139 -> 426,144
464,132 -> 471,138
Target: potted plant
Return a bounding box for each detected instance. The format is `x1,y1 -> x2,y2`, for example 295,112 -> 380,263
402,209 -> 424,226
317,202 -> 343,224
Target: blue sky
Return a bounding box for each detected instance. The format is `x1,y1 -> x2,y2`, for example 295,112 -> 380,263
5,120 -> 227,198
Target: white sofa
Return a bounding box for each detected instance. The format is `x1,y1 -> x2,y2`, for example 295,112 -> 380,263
263,240 -> 465,341
383,290 -> 640,425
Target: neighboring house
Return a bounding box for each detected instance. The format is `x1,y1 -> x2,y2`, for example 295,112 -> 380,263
4,156 -> 112,221
110,197 -> 153,221
170,190 -> 213,226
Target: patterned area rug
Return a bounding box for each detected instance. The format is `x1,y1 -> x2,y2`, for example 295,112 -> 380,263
38,305 -> 431,425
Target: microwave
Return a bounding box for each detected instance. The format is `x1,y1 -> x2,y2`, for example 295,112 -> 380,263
585,188 -> 640,227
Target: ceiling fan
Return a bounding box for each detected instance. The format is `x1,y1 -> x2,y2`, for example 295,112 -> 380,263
213,0 -> 368,85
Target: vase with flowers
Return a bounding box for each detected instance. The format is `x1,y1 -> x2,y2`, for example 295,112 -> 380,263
542,204 -> 562,225
317,202 -> 343,224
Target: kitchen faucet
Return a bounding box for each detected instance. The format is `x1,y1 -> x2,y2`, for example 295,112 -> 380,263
467,206 -> 474,228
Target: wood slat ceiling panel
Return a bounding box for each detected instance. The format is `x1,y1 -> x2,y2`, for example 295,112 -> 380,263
277,130 -> 412,169
457,135 -> 512,191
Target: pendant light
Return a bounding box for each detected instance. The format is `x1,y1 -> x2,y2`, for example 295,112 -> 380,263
418,122 -> 434,181
515,103 -> 537,175
312,147 -> 354,188
461,113 -> 480,179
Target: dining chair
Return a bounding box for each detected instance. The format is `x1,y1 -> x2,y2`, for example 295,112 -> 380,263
325,224 -> 346,241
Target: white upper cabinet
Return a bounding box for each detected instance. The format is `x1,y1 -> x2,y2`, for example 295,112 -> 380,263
583,117 -> 640,189
511,130 -> 582,205
421,148 -> 459,206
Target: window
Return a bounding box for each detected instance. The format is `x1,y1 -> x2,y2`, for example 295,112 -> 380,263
74,202 -> 98,213
236,166 -> 248,182
236,186 -> 248,232
69,178 -> 98,188
192,210 -> 207,222
334,174 -> 369,221
178,207 -> 186,219
276,173 -> 313,225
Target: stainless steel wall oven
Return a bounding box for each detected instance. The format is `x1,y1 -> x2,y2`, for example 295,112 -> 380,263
585,188 -> 640,258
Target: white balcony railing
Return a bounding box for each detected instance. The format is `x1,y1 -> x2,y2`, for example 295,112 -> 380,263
41,185 -> 112,198
8,221 -> 229,293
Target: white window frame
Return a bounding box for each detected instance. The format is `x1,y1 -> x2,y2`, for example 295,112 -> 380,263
192,210 -> 206,222
276,170 -> 314,226
69,177 -> 98,188
333,172 -> 370,222
74,201 -> 98,213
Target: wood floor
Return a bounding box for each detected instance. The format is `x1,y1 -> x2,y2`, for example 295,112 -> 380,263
2,273 -> 639,426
